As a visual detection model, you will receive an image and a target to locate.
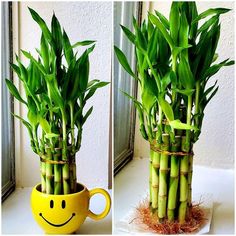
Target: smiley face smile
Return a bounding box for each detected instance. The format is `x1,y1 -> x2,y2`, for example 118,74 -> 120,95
39,213 -> 76,227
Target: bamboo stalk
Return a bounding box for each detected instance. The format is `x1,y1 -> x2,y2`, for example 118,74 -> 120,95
61,112 -> 70,194
158,134 -> 170,221
178,136 -> 189,223
167,136 -> 181,221
40,138 -> 46,193
40,161 -> 46,193
54,145 -> 62,195
149,149 -> 153,208
188,154 -> 193,208
151,143 -> 160,214
45,147 -> 53,194
69,154 -> 76,193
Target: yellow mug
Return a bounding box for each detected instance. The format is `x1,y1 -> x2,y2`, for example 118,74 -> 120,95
31,183 -> 111,234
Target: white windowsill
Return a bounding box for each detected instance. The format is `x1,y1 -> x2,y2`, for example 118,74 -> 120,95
2,188 -> 112,234
114,157 -> 234,234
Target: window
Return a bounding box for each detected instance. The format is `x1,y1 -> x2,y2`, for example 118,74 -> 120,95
1,2 -> 15,201
113,2 -> 142,174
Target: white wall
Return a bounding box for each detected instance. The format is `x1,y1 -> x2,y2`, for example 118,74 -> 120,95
13,2 -> 112,188
134,1 -> 234,169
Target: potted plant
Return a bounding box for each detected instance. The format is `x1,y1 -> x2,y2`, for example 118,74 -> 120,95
6,8 -> 111,234
115,1 -> 233,233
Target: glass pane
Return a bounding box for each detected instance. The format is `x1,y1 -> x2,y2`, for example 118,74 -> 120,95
114,2 -> 138,168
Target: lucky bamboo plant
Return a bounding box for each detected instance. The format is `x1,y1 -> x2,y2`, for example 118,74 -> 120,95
6,8 -> 109,195
115,2 -> 234,224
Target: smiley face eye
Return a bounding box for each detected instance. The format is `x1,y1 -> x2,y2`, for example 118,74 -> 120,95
62,200 -> 66,209
50,200 -> 54,208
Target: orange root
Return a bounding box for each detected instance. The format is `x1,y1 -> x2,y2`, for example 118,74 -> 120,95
130,199 -> 207,234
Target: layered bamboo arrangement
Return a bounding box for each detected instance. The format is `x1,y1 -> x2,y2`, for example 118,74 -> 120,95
6,8 -> 109,195
115,2 -> 233,223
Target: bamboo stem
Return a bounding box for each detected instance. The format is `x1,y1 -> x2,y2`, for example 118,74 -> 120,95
40,161 -> 46,193
167,136 -> 181,221
54,144 -> 62,195
178,136 -> 189,223
40,136 -> 46,193
45,147 -> 53,194
151,143 -> 160,214
149,149 -> 153,208
188,154 -> 193,208
61,111 -> 70,194
158,134 -> 170,221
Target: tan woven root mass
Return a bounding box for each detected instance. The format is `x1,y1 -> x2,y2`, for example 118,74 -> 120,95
131,199 -> 207,234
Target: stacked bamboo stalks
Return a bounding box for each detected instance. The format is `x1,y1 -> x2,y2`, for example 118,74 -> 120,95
149,135 -> 193,223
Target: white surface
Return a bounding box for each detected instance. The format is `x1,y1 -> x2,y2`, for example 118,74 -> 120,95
134,1 -> 235,169
116,193 -> 213,234
2,188 -> 112,234
114,158 -> 234,234
12,2 -> 112,188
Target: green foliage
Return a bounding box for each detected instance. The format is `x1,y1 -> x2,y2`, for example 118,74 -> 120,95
114,1 -> 234,143
6,8 -> 109,156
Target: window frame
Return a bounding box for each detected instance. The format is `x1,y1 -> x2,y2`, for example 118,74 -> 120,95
1,2 -> 15,202
113,2 -> 142,174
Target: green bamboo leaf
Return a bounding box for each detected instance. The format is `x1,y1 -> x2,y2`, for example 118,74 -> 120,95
169,119 -> 198,131
114,46 -> 138,80
82,106 -> 93,125
62,30 -> 74,65
158,96 -> 174,121
87,79 -> 100,89
206,86 -> 219,105
197,15 -> 219,36
169,70 -> 177,87
192,8 -> 231,24
161,71 -> 171,91
149,13 -> 174,49
72,40 -> 96,48
45,74 -> 64,108
203,81 -> 217,98
172,45 -> 192,60
173,88 -> 195,96
78,54 -> 89,92
28,7 -> 53,45
16,55 -> 28,82
169,2 -> 180,45
179,12 -> 189,49
178,54 -> 195,89
45,133 -> 59,139
51,13 -> 63,53
212,53 -> 218,63
121,90 -> 143,108
12,113 -> 34,139
85,81 -> 109,101
133,18 -> 147,51
120,24 -> 136,44
27,96 -> 38,124
141,74 -> 157,113
40,33 -> 49,72
39,118 -> 51,134
155,10 -> 170,30
188,2 -> 198,40
121,90 -> 147,139
147,19 -> 154,39
147,28 -> 158,62
5,79 -> 27,105
21,50 -> 46,75
10,63 -> 21,78
203,59 -> 234,79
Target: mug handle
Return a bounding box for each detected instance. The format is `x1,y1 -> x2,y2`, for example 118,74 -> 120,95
88,188 -> 111,220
